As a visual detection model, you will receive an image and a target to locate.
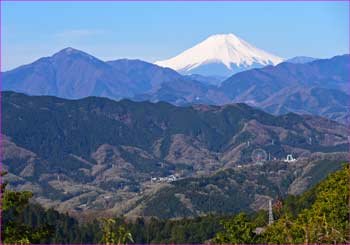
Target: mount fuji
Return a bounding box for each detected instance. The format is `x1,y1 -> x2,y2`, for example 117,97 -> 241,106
155,33 -> 284,77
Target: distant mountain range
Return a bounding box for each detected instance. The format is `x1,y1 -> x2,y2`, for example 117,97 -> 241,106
155,33 -> 284,77
3,48 -> 182,99
3,91 -> 348,217
221,55 -> 350,123
3,47 -> 349,124
286,56 -> 318,64
3,47 -> 227,105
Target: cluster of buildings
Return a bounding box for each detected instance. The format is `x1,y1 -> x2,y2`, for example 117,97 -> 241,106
151,174 -> 179,183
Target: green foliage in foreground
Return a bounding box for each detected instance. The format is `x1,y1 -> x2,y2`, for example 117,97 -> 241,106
213,164 -> 350,244
125,215 -> 226,243
214,213 -> 255,244
101,218 -> 134,244
1,172 -> 51,244
6,203 -> 226,244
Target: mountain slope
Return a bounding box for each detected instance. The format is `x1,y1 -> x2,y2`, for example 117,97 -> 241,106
3,92 -> 348,216
222,55 -> 349,99
106,59 -> 183,93
3,48 -> 221,102
3,48 -> 134,99
184,74 -> 225,86
155,33 -> 283,77
211,165 -> 349,244
259,87 -> 349,123
130,153 -> 346,219
6,162 -> 348,243
286,56 -> 318,64
220,54 -> 350,123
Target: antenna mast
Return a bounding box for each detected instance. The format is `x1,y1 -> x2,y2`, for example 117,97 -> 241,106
268,199 -> 274,225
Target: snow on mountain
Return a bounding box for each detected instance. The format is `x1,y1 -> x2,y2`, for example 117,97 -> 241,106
155,33 -> 284,77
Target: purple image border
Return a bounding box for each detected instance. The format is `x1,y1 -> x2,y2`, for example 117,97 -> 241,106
0,0 -> 349,1
0,0 -> 349,244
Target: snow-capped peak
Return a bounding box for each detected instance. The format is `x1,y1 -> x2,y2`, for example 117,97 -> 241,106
155,33 -> 284,76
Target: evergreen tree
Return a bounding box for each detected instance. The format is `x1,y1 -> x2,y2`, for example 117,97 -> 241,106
1,172 -> 51,243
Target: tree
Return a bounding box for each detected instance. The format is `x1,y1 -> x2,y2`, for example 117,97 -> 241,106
213,165 -> 350,244
1,172 -> 52,244
100,218 -> 134,244
300,164 -> 349,243
213,212 -> 255,244
260,165 -> 350,244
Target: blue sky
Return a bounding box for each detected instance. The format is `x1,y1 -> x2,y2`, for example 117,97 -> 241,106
2,1 -> 349,71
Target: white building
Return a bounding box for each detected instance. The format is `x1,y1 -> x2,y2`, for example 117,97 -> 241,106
284,154 -> 297,163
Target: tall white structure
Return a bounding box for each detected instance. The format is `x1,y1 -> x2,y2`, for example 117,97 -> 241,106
268,199 -> 274,225
284,154 -> 296,163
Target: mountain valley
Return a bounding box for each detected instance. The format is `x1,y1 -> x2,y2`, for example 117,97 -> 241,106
3,91 -> 348,219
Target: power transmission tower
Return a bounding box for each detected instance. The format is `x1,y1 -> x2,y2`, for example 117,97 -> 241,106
268,199 -> 274,225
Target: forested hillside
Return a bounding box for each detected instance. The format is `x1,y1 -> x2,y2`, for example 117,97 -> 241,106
3,164 -> 349,244
3,92 -> 348,217
214,164 -> 350,244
